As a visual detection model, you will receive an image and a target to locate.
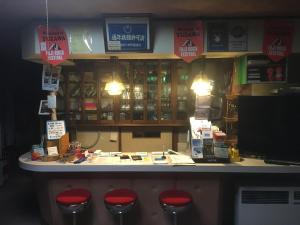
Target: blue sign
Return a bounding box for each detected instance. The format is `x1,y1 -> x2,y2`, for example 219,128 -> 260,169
105,17 -> 151,52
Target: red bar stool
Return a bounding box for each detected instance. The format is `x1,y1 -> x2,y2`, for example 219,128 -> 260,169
159,189 -> 193,225
104,188 -> 137,225
56,188 -> 91,225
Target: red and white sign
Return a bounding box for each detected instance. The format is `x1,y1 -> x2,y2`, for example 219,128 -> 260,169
174,21 -> 204,63
262,20 -> 294,62
37,25 -> 69,66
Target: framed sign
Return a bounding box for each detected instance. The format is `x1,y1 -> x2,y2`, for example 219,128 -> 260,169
39,100 -> 50,115
46,120 -> 66,140
103,15 -> 152,52
207,22 -> 229,51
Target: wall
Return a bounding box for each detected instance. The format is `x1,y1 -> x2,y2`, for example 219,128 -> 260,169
22,19 -> 300,61
121,131 -> 172,152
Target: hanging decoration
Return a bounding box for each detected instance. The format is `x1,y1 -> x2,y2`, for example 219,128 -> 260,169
37,25 -> 70,66
262,20 -> 294,62
174,21 -> 204,63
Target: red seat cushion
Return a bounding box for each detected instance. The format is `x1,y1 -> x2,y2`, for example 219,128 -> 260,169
104,189 -> 137,205
159,189 -> 192,206
56,188 -> 91,205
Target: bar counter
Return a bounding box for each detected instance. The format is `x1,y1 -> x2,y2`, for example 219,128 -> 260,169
19,152 -> 300,225
19,152 -> 300,173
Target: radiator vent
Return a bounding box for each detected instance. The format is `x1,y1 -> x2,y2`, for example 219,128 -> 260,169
241,190 -> 289,204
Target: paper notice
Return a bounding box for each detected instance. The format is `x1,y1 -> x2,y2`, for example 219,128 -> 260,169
110,132 -> 118,142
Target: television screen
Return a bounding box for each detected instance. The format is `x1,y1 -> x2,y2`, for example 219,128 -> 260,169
238,95 -> 300,164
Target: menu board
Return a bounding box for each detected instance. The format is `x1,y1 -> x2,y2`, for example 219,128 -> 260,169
46,120 -> 66,140
247,55 -> 287,83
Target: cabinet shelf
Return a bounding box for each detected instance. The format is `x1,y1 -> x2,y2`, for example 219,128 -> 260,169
60,60 -> 195,127
224,116 -> 238,122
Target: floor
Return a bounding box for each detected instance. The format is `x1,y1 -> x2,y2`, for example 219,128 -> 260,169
0,158 -> 41,225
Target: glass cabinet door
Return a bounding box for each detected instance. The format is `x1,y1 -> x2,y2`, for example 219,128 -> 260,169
176,62 -> 190,120
146,62 -> 158,121
67,71 -> 82,120
82,71 -> 98,121
160,62 -> 172,121
132,62 -> 145,121
119,62 -> 131,121
97,65 -> 115,121
57,72 -> 65,115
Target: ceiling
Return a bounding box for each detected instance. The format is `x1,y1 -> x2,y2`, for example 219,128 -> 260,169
1,0 -> 300,31
0,0 -> 299,53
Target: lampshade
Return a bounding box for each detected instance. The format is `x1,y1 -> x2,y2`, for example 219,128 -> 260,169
105,80 -> 125,95
191,77 -> 214,96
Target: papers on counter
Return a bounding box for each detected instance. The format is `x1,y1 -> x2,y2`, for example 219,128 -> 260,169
169,155 -> 195,165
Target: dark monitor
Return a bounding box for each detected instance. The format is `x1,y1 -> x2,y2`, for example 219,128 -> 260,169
238,95 -> 300,165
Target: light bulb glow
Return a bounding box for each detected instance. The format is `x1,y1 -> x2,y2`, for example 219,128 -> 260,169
191,78 -> 213,96
105,81 -> 125,95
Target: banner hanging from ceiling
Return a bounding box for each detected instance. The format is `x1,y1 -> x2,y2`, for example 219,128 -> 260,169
262,20 -> 294,62
174,21 -> 204,63
37,25 -> 70,66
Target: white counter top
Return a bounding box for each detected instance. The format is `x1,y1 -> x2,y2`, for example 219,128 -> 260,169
19,152 -> 300,173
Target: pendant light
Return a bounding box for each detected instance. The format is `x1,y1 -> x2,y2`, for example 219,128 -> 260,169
105,56 -> 125,95
191,60 -> 214,96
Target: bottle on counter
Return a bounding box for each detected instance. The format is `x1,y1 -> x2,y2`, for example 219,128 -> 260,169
229,144 -> 240,162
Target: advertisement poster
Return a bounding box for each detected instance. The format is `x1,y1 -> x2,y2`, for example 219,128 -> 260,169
247,55 -> 287,83
262,20 -> 294,62
37,25 -> 70,65
42,65 -> 61,91
174,21 -> 204,63
207,22 -> 228,51
46,120 -> 66,140
105,17 -> 151,52
229,21 -> 248,51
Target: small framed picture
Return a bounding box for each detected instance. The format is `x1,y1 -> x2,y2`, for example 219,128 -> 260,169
39,100 -> 50,115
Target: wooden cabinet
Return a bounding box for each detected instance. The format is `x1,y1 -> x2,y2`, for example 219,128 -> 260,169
58,60 -> 195,128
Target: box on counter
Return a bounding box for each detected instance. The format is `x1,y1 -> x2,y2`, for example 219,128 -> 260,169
191,139 -> 203,159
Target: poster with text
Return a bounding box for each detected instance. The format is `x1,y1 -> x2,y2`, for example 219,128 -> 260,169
262,20 -> 294,62
46,120 -> 66,140
104,16 -> 151,52
42,65 -> 61,91
229,21 -> 248,51
37,25 -> 70,65
174,21 -> 204,63
207,22 -> 228,51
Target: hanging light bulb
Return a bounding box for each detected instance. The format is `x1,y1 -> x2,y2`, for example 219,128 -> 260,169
105,80 -> 125,95
191,59 -> 213,96
105,57 -> 125,95
191,77 -> 214,96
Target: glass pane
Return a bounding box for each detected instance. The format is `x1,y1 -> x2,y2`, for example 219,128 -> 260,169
68,72 -> 81,120
83,72 -> 98,120
160,62 -> 172,120
146,62 -> 158,120
176,62 -> 189,120
120,62 -> 131,120
97,65 -> 115,121
57,73 -> 65,112
133,62 -> 145,120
